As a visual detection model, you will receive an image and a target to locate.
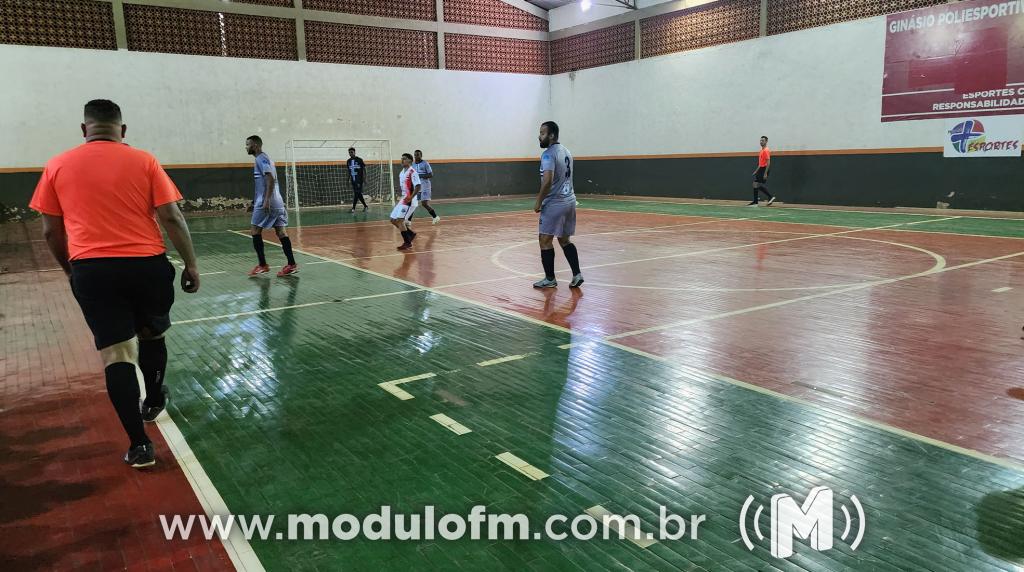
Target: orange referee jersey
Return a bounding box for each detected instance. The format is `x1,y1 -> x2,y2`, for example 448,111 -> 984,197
29,141 -> 183,261
758,147 -> 771,167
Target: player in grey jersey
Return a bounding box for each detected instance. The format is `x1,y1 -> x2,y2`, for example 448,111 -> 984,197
532,121 -> 583,289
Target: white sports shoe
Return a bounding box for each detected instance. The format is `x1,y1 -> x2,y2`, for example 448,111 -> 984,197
569,274 -> 584,288
432,216 -> 440,224
533,278 -> 557,288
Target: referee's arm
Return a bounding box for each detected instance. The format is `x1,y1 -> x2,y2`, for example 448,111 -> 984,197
156,202 -> 200,293
40,214 -> 71,276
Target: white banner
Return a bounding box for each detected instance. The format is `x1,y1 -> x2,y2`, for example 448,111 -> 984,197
944,116 -> 1024,157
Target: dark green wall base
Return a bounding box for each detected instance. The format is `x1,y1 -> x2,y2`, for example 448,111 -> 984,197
3,153 -> 1022,221
574,153 -> 1024,211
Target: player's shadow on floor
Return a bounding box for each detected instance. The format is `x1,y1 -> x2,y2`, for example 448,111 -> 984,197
976,486 -> 1024,564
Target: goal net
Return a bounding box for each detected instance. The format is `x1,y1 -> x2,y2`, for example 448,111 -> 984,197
284,139 -> 396,226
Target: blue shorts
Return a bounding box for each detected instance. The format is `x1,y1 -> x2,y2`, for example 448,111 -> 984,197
419,186 -> 432,201
539,200 -> 576,237
252,207 -> 288,229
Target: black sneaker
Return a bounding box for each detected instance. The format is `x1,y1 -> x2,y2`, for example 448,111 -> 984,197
124,443 -> 156,469
141,386 -> 169,423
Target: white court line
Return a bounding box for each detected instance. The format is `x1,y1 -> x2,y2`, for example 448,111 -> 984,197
156,415 -> 265,572
606,250 -> 1024,340
495,452 -> 549,481
200,271 -> 226,276
582,198 -> 1024,223
585,505 -> 658,548
378,373 -> 436,401
429,413 -> 473,435
225,225 -> 1024,474
477,354 -> 529,367
175,300 -> 334,325
993,287 -> 1013,293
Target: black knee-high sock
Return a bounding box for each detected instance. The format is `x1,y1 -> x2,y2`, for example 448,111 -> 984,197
541,248 -> 556,280
352,194 -> 359,210
359,193 -> 368,207
561,243 -> 581,276
400,230 -> 410,244
253,234 -> 267,266
424,205 -> 437,217
753,189 -> 760,203
280,236 -> 296,265
762,185 -> 773,199
105,362 -> 149,447
139,338 -> 167,408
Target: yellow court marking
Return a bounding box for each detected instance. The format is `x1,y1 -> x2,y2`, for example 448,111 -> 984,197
495,452 -> 549,481
378,373 -> 437,401
429,414 -> 473,435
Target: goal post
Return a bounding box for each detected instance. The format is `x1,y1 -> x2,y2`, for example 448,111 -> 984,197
284,139 -> 396,229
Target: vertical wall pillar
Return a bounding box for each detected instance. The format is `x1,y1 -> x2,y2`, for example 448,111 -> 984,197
634,14 -> 641,60
295,0 -> 307,61
759,0 -> 768,37
436,0 -> 446,69
112,0 -> 127,50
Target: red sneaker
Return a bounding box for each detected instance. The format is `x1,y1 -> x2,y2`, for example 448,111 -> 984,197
277,264 -> 299,277
248,264 -> 270,277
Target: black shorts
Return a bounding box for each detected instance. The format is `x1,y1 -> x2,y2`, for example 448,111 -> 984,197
352,180 -> 364,193
70,254 -> 176,350
754,167 -> 768,184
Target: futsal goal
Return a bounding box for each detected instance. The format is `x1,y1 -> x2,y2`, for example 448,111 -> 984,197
284,139 -> 396,227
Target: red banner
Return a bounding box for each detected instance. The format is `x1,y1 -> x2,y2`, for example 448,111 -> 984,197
882,0 -> 1024,122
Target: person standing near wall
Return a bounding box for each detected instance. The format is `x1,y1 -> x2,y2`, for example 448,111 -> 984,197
533,121 -> 584,289
748,135 -> 776,206
247,136 -> 298,277
413,149 -> 439,224
347,147 -> 368,212
29,99 -> 200,468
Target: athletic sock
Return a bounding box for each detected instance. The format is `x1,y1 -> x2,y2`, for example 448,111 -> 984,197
139,338 -> 167,407
425,206 -> 437,218
105,362 -> 149,448
541,248 -> 556,280
561,243 -> 581,276
280,236 -> 296,265
253,234 -> 267,266
401,230 -> 411,244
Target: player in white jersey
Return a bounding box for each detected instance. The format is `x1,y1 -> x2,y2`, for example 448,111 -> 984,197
533,121 -> 583,289
391,153 -> 422,251
413,150 -> 440,224
246,135 -> 297,277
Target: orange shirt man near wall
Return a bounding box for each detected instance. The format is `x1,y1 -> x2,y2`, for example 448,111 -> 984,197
30,99 -> 200,469
748,135 -> 776,206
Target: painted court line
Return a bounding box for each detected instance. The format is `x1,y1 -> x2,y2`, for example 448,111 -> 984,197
585,505 -> 658,548
176,300 -> 334,325
606,250 -> 1024,340
156,415 -> 265,571
495,452 -> 549,481
226,227 -> 1024,475
429,413 -> 473,435
993,287 -> 1013,293
477,354 -> 529,367
379,373 -> 436,401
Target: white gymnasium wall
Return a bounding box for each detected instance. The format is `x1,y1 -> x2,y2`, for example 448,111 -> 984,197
550,15 -> 941,155
0,44 -> 550,168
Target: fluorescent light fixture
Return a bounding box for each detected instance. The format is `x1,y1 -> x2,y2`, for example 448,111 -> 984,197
581,0 -> 592,10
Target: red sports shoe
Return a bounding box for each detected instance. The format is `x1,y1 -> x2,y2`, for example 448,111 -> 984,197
248,264 -> 270,277
277,264 -> 299,277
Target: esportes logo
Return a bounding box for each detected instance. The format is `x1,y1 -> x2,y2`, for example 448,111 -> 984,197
738,486 -> 866,559
949,119 -> 986,153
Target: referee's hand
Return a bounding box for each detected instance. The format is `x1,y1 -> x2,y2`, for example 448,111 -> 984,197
181,266 -> 200,293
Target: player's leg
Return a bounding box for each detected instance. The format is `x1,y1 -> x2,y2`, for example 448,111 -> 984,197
249,215 -> 271,274
390,201 -> 413,249
421,187 -> 439,223
135,255 -> 175,423
557,236 -> 583,288
398,201 -> 419,251
535,233 -> 557,288
273,211 -> 298,275
72,259 -> 154,468
761,182 -> 775,206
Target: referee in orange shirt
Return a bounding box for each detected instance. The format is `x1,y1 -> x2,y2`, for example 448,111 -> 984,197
30,100 -> 200,469
748,135 -> 776,206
